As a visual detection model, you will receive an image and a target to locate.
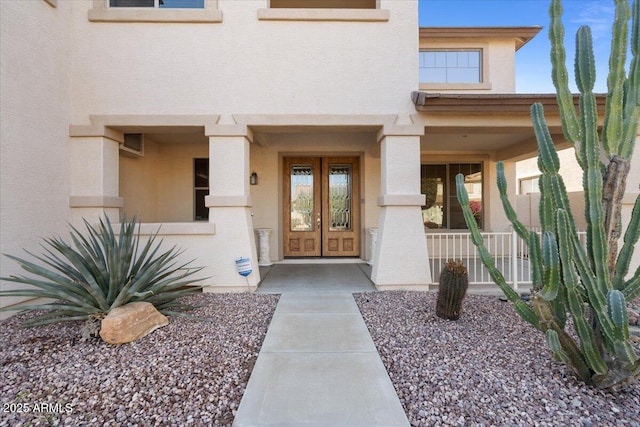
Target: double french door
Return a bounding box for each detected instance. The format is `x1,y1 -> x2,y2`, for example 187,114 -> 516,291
283,157 -> 360,257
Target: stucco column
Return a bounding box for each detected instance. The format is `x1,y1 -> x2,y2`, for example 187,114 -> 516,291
68,129 -> 123,226
205,125 -> 260,290
371,125 -> 431,289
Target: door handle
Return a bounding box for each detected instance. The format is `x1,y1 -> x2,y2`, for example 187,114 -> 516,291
316,212 -> 321,228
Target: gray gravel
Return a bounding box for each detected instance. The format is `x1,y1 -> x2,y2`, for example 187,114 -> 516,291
0,293 -> 279,427
3,290 -> 638,427
354,291 -> 640,427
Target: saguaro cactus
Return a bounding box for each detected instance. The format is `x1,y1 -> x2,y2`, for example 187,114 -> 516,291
436,260 -> 469,321
456,0 -> 640,390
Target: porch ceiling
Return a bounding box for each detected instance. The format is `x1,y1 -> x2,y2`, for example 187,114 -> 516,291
109,125 -> 208,145
413,92 -> 606,161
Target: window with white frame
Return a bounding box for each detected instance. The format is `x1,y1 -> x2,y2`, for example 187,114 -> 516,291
419,49 -> 482,84
91,0 -> 220,23
421,163 -> 483,230
109,0 -> 204,8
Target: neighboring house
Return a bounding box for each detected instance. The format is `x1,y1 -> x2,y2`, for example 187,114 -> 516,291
1,0 -> 638,315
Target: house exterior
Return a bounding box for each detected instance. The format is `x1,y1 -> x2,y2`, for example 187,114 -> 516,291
1,0 -> 638,314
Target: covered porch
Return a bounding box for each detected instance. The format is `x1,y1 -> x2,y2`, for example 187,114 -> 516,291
67,97 -> 572,292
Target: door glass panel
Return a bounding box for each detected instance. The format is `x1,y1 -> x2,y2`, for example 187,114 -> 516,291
290,165 -> 314,231
329,164 -> 351,231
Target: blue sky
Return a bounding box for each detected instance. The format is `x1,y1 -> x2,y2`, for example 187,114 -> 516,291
419,0 -> 629,93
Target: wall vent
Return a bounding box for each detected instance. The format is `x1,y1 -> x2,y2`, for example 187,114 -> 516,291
120,133 -> 144,157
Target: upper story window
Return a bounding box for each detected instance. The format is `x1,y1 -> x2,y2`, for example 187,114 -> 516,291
269,0 -> 376,8
90,0 -> 221,22
110,0 -> 204,7
259,0 -> 388,21
419,49 -> 481,84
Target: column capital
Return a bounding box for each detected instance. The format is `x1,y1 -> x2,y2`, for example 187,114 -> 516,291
206,125 -> 254,142
377,124 -> 425,142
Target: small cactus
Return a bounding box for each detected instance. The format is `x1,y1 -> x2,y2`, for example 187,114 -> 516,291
436,260 -> 469,320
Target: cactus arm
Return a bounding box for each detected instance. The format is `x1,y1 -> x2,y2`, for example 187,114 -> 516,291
606,290 -> 638,368
529,230 -> 544,291
533,103 -> 561,174
614,195 -> 640,289
530,102 -> 606,315
608,290 -> 630,341
534,295 -> 592,382
620,105 -> 640,161
539,174 -> 556,233
546,329 -> 570,363
541,231 -> 560,301
496,161 -> 529,240
574,25 -> 613,294
602,0 -> 631,157
583,142 -> 612,294
556,209 -> 609,376
532,104 -> 577,227
575,26 -> 597,96
456,174 -> 540,328
620,0 -> 640,160
549,0 -> 581,148
622,268 -> 640,301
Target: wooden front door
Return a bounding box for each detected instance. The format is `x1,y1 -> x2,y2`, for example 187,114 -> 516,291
283,156 -> 360,257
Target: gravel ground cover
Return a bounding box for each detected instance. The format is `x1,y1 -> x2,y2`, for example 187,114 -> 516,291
0,293 -> 279,427
354,291 -> 640,427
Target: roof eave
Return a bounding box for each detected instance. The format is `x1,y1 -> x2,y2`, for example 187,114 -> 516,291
419,26 -> 543,50
411,92 -> 607,114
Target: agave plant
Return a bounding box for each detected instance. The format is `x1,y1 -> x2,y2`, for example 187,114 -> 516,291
456,0 -> 639,390
0,215 -> 205,332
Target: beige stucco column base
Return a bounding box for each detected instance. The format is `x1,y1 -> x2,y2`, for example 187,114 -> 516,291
371,201 -> 431,290
371,129 -> 431,289
201,203 -> 260,292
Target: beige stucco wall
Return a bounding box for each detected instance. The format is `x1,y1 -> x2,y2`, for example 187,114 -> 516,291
120,139 -> 209,223
70,0 -> 418,124
0,0 -> 72,316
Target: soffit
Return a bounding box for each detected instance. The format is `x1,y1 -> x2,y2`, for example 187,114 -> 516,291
419,26 -> 543,50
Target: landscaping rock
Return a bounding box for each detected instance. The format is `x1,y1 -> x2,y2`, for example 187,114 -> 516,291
100,302 -> 168,344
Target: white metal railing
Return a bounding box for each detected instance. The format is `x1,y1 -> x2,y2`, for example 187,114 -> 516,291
426,229 -> 588,289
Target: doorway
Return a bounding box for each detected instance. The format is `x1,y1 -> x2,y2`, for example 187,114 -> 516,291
283,156 -> 360,257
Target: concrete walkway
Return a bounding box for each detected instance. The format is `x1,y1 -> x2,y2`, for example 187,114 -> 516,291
233,290 -> 409,427
256,263 -> 376,294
